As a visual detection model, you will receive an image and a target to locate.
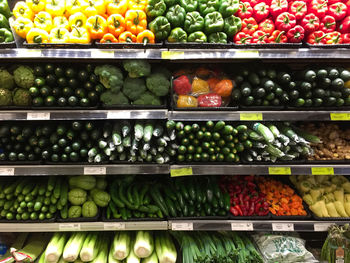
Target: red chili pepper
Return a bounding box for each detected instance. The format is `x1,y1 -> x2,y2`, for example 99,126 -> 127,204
309,0 -> 328,19
320,15 -> 337,33
301,13 -> 320,33
339,16 -> 350,33
235,205 -> 243,216
342,33 -> 350,43
268,30 -> 288,43
173,75 -> 192,95
255,202 -> 262,214
324,31 -> 343,44
289,1 -> 307,20
197,93 -> 222,107
239,193 -> 244,205
253,2 -> 270,22
230,206 -> 239,216
270,0 -> 288,18
276,12 -> 297,32
306,30 -> 327,44
241,17 -> 259,34
245,175 -> 254,182
287,25 -> 305,42
247,181 -> 256,188
237,2 -> 254,19
327,2 -> 348,21
248,201 -> 255,216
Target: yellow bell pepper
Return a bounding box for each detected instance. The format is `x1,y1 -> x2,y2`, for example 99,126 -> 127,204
45,0 -> 65,17
53,16 -> 69,29
50,27 -> 69,43
69,26 -> 90,43
12,17 -> 34,38
128,0 -> 147,11
26,28 -> 49,43
34,11 -> 53,32
107,0 -> 127,16
25,0 -> 45,13
65,0 -> 88,16
345,80 -> 350,89
83,0 -> 106,17
13,1 -> 34,20
68,12 -> 87,29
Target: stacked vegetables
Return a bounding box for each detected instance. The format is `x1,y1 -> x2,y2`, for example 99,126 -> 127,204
0,0 -> 13,43
290,174 -> 350,218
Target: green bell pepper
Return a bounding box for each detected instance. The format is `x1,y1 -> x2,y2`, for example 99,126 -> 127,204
166,4 -> 186,27
179,0 -> 198,12
168,27 -> 187,42
204,11 -> 224,35
219,0 -> 239,17
149,16 -> 171,41
0,13 -> 9,30
164,0 -> 178,7
0,0 -> 11,19
184,11 -> 204,34
208,32 -> 227,43
146,0 -> 166,18
199,0 -> 220,16
223,15 -> 241,38
0,28 -> 13,43
188,31 -> 207,42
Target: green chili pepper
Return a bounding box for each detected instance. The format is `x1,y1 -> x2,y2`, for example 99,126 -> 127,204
188,31 -> 207,42
219,0 -> 240,17
164,0 -> 178,7
146,0 -> 166,18
0,28 -> 13,43
208,32 -> 227,43
168,27 -> 188,42
0,13 -> 9,30
179,0 -> 198,12
198,0 -> 220,16
223,15 -> 241,37
149,16 -> 171,41
166,4 -> 186,27
184,11 -> 204,34
204,11 -> 224,35
0,0 -> 11,19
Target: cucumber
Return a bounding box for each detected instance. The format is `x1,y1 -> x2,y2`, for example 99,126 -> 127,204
143,122 -> 154,142
251,123 -> 275,143
121,120 -> 131,137
266,143 -> 285,158
247,129 -> 264,141
153,124 -> 164,137
134,121 -> 144,141
112,123 -> 122,146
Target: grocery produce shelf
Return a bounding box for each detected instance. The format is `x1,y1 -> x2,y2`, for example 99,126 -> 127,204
0,109 -> 168,120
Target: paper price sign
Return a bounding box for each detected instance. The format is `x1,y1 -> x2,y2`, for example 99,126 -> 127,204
59,223 -> 81,231
91,50 -> 114,58
0,168 -> 14,175
272,223 -> 294,231
311,167 -> 334,175
107,111 -> 131,119
268,167 -> 291,175
170,167 -> 193,177
17,49 -> 41,58
27,112 -> 50,120
330,113 -> 350,121
234,50 -> 259,58
314,223 -> 332,232
231,223 -> 253,231
172,222 -> 193,231
84,166 -> 106,175
240,113 -> 263,121
104,223 -> 125,230
161,51 -> 184,60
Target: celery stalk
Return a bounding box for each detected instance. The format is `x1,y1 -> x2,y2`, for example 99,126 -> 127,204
63,232 -> 87,262
80,233 -> 100,262
142,250 -> 158,263
134,231 -> 154,258
112,232 -> 131,260
91,238 -> 108,263
45,233 -> 68,263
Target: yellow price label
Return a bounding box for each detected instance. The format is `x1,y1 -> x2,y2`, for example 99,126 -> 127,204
161,51 -> 184,59
240,113 -> 263,121
234,50 -> 259,58
311,167 -> 334,175
330,113 -> 350,121
171,167 -> 193,177
91,50 -> 114,58
268,167 -> 291,175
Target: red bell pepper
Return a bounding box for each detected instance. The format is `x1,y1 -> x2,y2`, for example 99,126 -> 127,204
339,16 -> 350,33
197,93 -> 222,107
287,25 -> 305,42
253,2 -> 270,22
289,1 -> 307,20
327,2 -> 348,21
306,30 -> 327,44
301,13 -> 320,33
237,2 -> 254,19
320,15 -> 337,33
268,30 -> 287,43
173,75 -> 192,95
275,12 -> 297,32
270,0 -> 288,18
328,0 -> 345,4
323,31 -> 343,44
234,32 -> 253,44
241,17 -> 258,34
309,0 -> 328,19
249,0 -> 259,7
251,30 -> 269,43
346,0 -> 350,16
342,33 -> 350,43
258,19 -> 275,34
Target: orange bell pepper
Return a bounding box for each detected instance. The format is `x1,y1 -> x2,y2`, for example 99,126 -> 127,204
107,0 -> 128,16
86,15 -> 108,40
100,33 -> 118,43
107,14 -> 125,38
128,0 -> 147,11
119,31 -> 136,42
125,10 -> 147,35
136,30 -> 155,44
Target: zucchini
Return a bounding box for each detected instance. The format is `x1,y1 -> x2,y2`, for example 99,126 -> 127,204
266,143 -> 285,158
251,123 -> 275,143
247,129 -> 264,141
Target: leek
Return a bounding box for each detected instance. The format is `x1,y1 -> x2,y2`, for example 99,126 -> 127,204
63,232 -> 87,262
58,256 -> 68,263
134,231 -> 154,258
45,232 -> 68,263
108,243 -> 121,263
111,232 -> 131,260
91,237 -> 108,263
155,232 -> 177,263
127,242 -> 140,263
142,251 -> 158,263
80,233 -> 101,262
13,233 -> 50,263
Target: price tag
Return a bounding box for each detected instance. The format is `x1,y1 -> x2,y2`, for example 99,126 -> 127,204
84,166 -> 106,175
234,50 -> 259,58
161,51 -> 184,60
170,167 -> 193,177
312,167 -> 334,175
0,168 -> 14,175
16,49 -> 41,58
91,50 -> 114,58
330,113 -> 350,121
314,223 -> 332,232
27,112 -> 50,120
272,223 -> 294,231
268,167 -> 291,175
107,111 -> 131,119
231,223 -> 254,231
104,223 -> 125,230
171,222 -> 193,231
58,223 -> 81,231
240,113 -> 263,121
